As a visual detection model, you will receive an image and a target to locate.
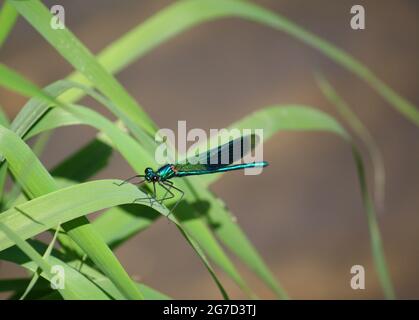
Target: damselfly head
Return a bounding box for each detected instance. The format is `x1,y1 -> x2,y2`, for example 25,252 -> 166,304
144,167 -> 158,182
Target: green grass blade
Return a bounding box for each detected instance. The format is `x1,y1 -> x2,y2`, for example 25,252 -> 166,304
0,240 -> 114,300
0,64 -> 54,104
93,205 -> 159,249
0,1 -> 18,48
0,278 -> 47,293
51,139 -> 113,182
315,73 -> 386,212
0,104 -> 9,208
1,240 -> 172,300
0,104 -> 10,126
9,0 -> 156,135
351,148 -> 395,299
0,222 -> 81,299
0,180 -> 164,251
19,225 -> 60,300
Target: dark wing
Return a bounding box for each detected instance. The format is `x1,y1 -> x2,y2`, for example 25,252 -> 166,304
174,134 -> 260,173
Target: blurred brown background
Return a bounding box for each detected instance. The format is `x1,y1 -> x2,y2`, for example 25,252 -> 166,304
0,0 -> 418,299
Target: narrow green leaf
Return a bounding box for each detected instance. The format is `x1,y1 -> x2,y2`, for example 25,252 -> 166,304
0,180 -> 162,252
0,104 -> 10,126
19,225 -> 60,300
0,64 -> 54,105
0,222 -> 81,299
1,240 -> 171,300
10,0 -> 156,135
93,205 -> 159,249
0,278 -> 47,293
315,73 -> 386,212
51,139 -> 113,182
0,104 -> 9,208
351,149 -> 395,299
0,239 -> 114,300
0,1 -> 18,48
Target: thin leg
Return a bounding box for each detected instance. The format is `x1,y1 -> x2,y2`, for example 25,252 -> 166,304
161,181 -> 184,218
115,175 -> 145,186
133,181 -> 157,207
156,181 -> 176,204
158,180 -> 174,204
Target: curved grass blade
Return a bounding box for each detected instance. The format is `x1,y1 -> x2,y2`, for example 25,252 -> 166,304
0,104 -> 9,126
0,239 -> 113,300
0,104 -> 9,208
51,139 -> 113,182
0,64 -> 55,105
0,180 -> 154,251
9,0 -> 156,135
0,1 -> 18,48
315,73 -> 386,212
93,205 -> 159,249
351,148 -> 395,299
1,240 -> 171,300
19,225 -> 60,300
0,278 -> 48,294
0,222 -> 89,300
